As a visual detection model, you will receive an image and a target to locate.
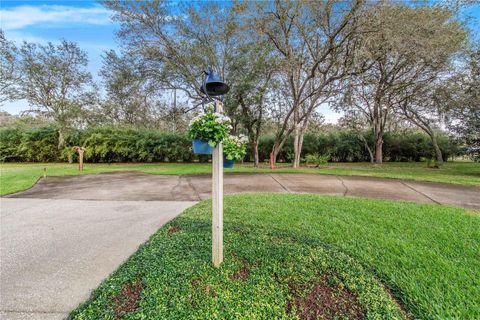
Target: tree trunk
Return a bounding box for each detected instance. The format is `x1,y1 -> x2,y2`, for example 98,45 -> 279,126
293,129 -> 305,168
361,137 -> 374,164
292,107 -> 305,168
271,147 -> 279,167
431,132 -> 444,164
367,147 -> 374,164
253,140 -> 259,167
58,129 -> 65,150
375,134 -> 383,164
293,126 -> 300,168
270,142 -> 284,168
373,112 -> 383,164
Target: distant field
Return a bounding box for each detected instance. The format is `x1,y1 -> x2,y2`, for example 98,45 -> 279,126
1,161 -> 479,196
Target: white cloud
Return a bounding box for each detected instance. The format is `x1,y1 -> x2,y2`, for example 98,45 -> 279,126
4,30 -> 47,44
0,4 -> 111,31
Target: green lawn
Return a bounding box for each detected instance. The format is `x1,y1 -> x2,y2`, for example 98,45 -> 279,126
1,161 -> 479,196
69,194 -> 480,319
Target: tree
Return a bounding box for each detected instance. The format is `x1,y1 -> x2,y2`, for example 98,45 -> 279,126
16,40 -> 96,149
104,0 -> 278,158
104,0 -> 240,102
395,84 -> 448,164
255,0 -> 366,167
0,30 -> 20,105
100,50 -> 158,126
337,4 -> 466,164
442,48 -> 480,161
224,41 -> 275,166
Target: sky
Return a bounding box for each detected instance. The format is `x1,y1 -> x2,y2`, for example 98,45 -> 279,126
1,0 -> 479,123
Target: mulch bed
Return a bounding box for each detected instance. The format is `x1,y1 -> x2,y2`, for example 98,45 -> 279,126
286,275 -> 365,320
111,281 -> 143,319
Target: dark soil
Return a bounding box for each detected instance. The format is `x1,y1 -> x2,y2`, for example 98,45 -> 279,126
286,275 -> 365,320
111,281 -> 143,319
231,266 -> 250,281
168,224 -> 181,235
191,278 -> 200,288
230,255 -> 250,281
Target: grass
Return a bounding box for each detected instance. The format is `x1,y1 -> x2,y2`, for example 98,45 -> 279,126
1,161 -> 479,196
69,194 -> 480,319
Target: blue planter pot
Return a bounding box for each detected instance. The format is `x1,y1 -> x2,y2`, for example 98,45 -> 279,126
223,157 -> 235,168
192,139 -> 214,155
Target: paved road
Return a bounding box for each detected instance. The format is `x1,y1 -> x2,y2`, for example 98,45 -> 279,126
0,199 -> 196,320
1,172 -> 478,320
6,172 -> 480,209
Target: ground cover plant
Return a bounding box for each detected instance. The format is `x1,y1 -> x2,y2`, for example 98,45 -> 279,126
69,194 -> 480,319
1,161 -> 479,196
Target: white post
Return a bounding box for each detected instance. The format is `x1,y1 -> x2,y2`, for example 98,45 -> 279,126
212,101 -> 224,267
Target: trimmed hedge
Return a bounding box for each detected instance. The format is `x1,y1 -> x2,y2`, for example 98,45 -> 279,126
0,126 -> 458,163
255,131 -> 457,163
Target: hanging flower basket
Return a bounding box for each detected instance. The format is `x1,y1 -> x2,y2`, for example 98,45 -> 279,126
223,135 -> 248,167
192,139 -> 214,155
188,106 -> 231,155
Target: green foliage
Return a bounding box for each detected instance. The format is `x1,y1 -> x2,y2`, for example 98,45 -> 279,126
223,135 -> 248,160
68,194 -> 479,319
0,127 -> 59,162
255,131 -> 457,163
188,108 -> 232,147
81,127 -> 194,163
305,153 -> 330,167
0,127 -> 460,164
61,147 -> 76,163
0,126 -> 194,163
0,127 -> 23,162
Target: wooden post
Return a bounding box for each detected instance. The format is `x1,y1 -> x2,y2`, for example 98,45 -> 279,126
212,101 -> 224,267
73,146 -> 86,171
79,149 -> 84,171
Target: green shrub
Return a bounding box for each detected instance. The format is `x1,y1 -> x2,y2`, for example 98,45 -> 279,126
305,153 -> 330,167
0,127 -> 59,162
0,126 -> 460,163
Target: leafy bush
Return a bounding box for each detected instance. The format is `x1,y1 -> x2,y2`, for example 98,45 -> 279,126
305,153 -> 330,167
0,127 -> 60,162
0,127 -> 24,162
0,126 -> 195,163
0,126 -> 461,163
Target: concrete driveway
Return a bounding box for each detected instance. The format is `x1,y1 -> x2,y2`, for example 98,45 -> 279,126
0,199 -> 196,320
6,172 -> 480,209
1,172 -> 478,319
